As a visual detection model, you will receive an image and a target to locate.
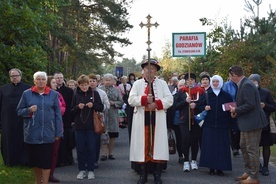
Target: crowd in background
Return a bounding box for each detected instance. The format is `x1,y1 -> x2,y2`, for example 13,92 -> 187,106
0,63 -> 276,184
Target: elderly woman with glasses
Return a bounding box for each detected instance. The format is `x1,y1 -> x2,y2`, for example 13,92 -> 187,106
17,71 -> 63,184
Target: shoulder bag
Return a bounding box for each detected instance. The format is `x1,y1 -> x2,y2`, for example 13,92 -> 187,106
92,91 -> 104,134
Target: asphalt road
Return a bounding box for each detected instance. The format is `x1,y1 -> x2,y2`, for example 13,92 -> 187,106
55,128 -> 276,184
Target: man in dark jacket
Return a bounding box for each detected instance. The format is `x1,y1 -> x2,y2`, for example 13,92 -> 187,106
229,66 -> 268,184
54,72 -> 74,169
0,68 -> 31,166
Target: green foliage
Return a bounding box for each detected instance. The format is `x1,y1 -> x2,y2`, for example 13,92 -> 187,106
0,133 -> 34,184
193,2 -> 276,90
0,0 -> 57,84
47,0 -> 134,79
271,146 -> 276,168
0,0 -> 134,84
0,164 -> 34,184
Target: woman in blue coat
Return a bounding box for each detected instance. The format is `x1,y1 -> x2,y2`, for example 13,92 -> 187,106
199,75 -> 233,176
17,71 -> 63,184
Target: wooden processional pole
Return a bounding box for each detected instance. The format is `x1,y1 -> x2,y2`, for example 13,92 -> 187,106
139,15 -> 159,157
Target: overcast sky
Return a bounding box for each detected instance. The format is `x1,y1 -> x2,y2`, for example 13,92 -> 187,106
115,0 -> 275,62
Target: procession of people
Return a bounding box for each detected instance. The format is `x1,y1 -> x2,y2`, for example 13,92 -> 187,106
0,62 -> 276,184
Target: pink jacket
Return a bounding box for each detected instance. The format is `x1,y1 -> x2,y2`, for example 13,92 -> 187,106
58,92 -> 66,115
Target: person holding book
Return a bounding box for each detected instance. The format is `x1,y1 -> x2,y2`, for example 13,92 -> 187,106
199,75 -> 233,176
229,66 -> 267,184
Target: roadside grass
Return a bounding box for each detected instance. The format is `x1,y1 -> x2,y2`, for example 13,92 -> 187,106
0,132 -> 34,184
270,145 -> 276,166
0,153 -> 34,184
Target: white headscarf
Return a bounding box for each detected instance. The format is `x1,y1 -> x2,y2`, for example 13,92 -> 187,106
210,75 -> 223,96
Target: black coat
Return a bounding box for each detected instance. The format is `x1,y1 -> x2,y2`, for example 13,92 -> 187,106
56,84 -> 74,128
71,87 -> 104,130
257,87 -> 276,131
199,89 -> 233,171
56,84 -> 75,165
203,89 -> 232,129
0,82 -> 31,166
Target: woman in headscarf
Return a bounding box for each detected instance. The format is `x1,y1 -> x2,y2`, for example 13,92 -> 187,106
199,75 -> 233,176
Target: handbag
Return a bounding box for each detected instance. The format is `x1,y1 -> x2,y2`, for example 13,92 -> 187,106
92,91 -> 105,134
101,133 -> 110,145
93,111 -> 104,134
168,129 -> 176,154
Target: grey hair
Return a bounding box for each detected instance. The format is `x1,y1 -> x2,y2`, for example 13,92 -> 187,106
9,68 -> 22,76
95,74 -> 101,80
121,75 -> 127,80
178,79 -> 185,88
33,71 -> 47,80
103,73 -> 114,80
172,76 -> 178,82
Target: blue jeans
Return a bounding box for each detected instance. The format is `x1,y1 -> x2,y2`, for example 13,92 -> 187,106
75,129 -> 96,171
95,134 -> 101,162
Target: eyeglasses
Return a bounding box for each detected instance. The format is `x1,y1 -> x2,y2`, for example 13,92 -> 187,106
10,75 -> 20,78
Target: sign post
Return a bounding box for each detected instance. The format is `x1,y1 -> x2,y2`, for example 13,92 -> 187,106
172,32 -> 206,130
172,32 -> 206,57
115,66 -> 124,77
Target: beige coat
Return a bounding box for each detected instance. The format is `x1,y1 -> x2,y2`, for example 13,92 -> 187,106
128,78 -> 173,162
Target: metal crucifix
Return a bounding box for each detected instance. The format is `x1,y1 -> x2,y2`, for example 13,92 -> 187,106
139,14 -> 159,158
139,14 -> 159,95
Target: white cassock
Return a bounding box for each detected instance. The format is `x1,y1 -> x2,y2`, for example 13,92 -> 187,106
128,78 -> 173,162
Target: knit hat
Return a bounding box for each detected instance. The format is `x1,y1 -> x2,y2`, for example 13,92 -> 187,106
184,73 -> 196,81
199,71 -> 210,78
200,74 -> 210,81
249,74 -> 261,83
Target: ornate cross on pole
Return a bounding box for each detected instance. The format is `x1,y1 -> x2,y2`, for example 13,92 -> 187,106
139,14 -> 159,158
139,14 -> 159,54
